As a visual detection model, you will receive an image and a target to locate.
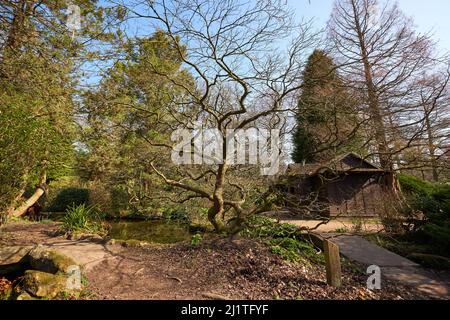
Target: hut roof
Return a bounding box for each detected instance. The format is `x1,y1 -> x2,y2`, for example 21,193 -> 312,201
285,153 -> 384,177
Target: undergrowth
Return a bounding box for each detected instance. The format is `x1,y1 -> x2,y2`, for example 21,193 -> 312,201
60,204 -> 106,235
242,215 -> 324,264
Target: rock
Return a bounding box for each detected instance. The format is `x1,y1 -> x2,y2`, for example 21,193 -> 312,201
121,239 -> 144,248
16,291 -> 37,300
69,233 -> 104,243
0,246 -> 32,277
27,246 -> 77,274
0,278 -> 13,300
22,270 -> 67,299
0,246 -> 32,265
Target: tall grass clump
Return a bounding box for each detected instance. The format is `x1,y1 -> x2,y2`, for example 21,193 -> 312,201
61,204 -> 105,235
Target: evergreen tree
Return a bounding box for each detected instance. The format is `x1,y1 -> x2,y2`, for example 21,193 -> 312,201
0,0 -> 106,217
292,49 -> 361,163
79,31 -> 195,214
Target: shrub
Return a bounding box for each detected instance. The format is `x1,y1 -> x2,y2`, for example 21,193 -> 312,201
46,188 -> 89,212
398,175 -> 450,256
163,207 -> 190,224
398,174 -> 434,196
268,237 -> 323,264
61,204 -> 105,235
241,215 -> 298,239
241,215 -> 323,263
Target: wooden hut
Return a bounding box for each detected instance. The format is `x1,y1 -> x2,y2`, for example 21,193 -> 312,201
278,153 -> 393,218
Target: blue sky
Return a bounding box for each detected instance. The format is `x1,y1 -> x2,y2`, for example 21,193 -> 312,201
84,0 -> 450,86
289,0 -> 450,54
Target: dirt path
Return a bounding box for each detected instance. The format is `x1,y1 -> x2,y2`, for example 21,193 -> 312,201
282,219 -> 383,233
0,222 -> 439,300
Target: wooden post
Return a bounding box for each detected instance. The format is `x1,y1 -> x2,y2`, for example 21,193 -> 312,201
323,239 -> 342,287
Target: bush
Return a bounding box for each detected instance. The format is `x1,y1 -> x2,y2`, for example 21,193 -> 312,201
398,175 -> 450,256
163,207 -> 190,224
241,215 -> 298,239
268,237 -> 322,264
46,188 -> 89,212
398,174 -> 435,196
241,216 -> 323,263
61,204 -> 105,235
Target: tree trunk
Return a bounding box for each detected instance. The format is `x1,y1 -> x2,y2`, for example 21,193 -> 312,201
10,171 -> 46,218
350,0 -> 391,171
424,109 -> 439,181
5,0 -> 35,51
208,163 -> 228,233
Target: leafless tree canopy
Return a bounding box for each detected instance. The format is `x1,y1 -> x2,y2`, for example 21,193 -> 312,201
107,0 -> 323,232
327,0 -> 449,176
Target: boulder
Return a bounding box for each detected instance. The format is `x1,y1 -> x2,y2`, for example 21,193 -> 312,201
0,246 -> 32,276
27,246 -> 77,274
68,233 -> 104,243
0,246 -> 32,265
22,270 -> 67,299
16,291 -> 37,300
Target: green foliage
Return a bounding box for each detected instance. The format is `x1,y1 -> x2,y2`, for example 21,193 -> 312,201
268,237 -> 323,264
46,188 -> 90,212
398,174 -> 435,196
78,31 -> 195,216
163,207 -> 191,224
292,49 -> 362,163
335,227 -> 349,234
61,204 -> 105,235
242,216 -> 323,264
398,175 -> 450,256
241,215 -> 298,239
190,233 -> 203,246
0,0 -> 106,216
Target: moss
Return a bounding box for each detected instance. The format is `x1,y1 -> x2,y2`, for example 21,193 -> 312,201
109,220 -> 192,244
117,239 -> 148,248
22,270 -> 67,299
15,291 -> 37,300
28,246 -> 77,274
49,251 -> 77,274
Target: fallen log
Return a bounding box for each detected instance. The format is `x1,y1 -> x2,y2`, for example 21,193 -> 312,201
11,172 -> 47,218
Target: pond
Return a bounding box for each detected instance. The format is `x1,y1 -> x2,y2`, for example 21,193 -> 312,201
108,220 -> 193,244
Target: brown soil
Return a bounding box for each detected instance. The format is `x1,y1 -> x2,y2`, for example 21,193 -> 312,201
0,222 -> 435,300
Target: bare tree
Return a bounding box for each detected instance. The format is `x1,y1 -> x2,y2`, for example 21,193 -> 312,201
327,0 -> 438,173
401,69 -> 450,181
112,0 -> 321,233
